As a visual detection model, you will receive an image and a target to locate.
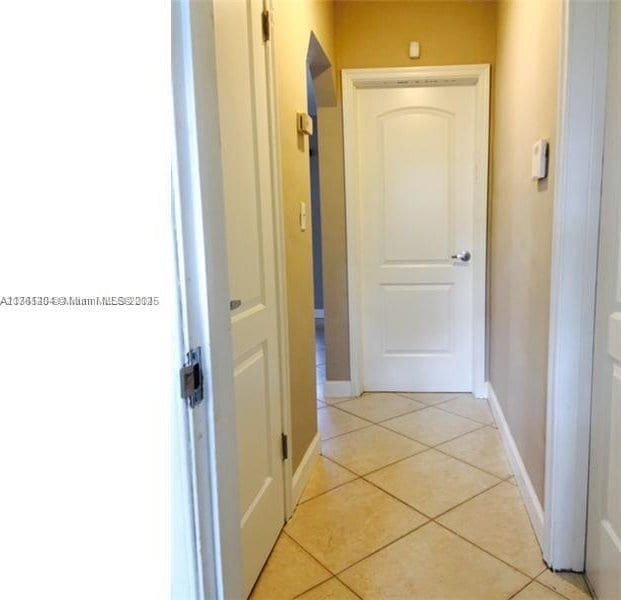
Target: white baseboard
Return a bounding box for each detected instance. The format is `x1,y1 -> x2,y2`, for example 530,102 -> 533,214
314,309 -> 324,318
487,382 -> 545,546
323,380 -> 353,398
291,432 -> 320,507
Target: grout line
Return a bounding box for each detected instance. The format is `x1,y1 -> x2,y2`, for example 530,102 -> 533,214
333,520 -> 431,577
319,423 -> 375,442
297,474 -> 361,505
292,575 -> 363,600
319,453 -> 362,478
430,479 -> 505,521
373,417 -> 488,448
333,576 -> 364,599
432,401 -> 496,427
361,475 -> 434,520
332,400 -> 429,424
393,391 -> 463,404
432,443 -> 512,481
508,580 -> 536,599
535,575 -> 584,600
363,470 -> 505,523
355,446 -> 432,478
282,530 -> 339,577
319,404 -> 374,425
433,520 -> 544,582
319,421 -> 375,442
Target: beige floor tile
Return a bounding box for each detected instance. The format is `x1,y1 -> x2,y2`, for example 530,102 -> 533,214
299,456 -> 357,503
438,481 -> 545,577
512,581 -> 565,599
438,393 -> 495,425
295,578 -> 359,600
339,522 -> 529,599
335,392 -> 426,423
321,425 -> 426,475
285,479 -> 427,573
437,426 -> 512,478
536,571 -> 592,600
317,407 -> 370,440
382,406 -> 483,446
323,396 -> 355,405
250,533 -> 330,600
366,449 -> 500,517
398,391 -> 463,405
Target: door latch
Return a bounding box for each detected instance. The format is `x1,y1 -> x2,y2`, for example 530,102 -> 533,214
180,347 -> 204,409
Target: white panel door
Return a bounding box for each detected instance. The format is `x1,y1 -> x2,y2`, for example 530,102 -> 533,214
356,85 -> 476,391
587,3 -> 621,597
213,1 -> 285,596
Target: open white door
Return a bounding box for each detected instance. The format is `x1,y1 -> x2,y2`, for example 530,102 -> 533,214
586,3 -> 621,596
212,0 -> 287,596
173,0 -> 289,597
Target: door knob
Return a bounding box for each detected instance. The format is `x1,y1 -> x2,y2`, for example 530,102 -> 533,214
451,251 -> 471,262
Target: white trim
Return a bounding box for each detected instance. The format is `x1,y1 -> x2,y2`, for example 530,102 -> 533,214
314,309 -> 325,319
341,65 -> 490,399
544,0 -> 610,571
324,380 -> 354,398
488,383 -> 545,546
291,433 -> 321,506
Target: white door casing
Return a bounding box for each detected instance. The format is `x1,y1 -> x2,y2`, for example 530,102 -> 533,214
213,0 -> 287,596
586,2 -> 621,596
543,0 -> 610,572
343,66 -> 490,397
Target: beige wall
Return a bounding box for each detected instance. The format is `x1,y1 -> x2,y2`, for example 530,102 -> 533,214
321,1 -> 498,380
489,0 -> 561,502
273,0 -> 335,469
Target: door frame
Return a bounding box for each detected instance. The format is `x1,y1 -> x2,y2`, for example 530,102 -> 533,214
172,1 -> 242,597
171,0 -> 293,597
543,0 -> 610,571
342,65 -> 491,399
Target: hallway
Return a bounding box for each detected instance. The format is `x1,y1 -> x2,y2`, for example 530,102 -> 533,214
251,391 -> 591,599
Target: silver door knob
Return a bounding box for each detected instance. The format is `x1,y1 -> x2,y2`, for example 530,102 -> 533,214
451,251 -> 471,262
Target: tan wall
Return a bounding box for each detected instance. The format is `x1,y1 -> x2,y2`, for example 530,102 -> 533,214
273,0 -> 335,469
322,1 -> 498,380
489,0 -> 561,502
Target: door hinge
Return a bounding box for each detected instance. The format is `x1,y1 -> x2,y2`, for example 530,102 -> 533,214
281,432 -> 289,460
180,347 -> 204,409
262,9 -> 271,42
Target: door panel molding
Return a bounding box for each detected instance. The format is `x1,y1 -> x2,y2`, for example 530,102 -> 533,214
342,65 -> 490,398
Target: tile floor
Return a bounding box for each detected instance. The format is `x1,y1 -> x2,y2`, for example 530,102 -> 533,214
250,323 -> 592,599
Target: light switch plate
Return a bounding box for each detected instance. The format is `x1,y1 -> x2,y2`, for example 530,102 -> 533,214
297,113 -> 313,136
409,41 -> 420,59
532,139 -> 549,180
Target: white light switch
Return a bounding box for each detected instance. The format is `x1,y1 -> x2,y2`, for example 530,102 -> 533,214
297,113 -> 313,136
409,41 -> 420,59
532,139 -> 549,180
300,202 -> 307,231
